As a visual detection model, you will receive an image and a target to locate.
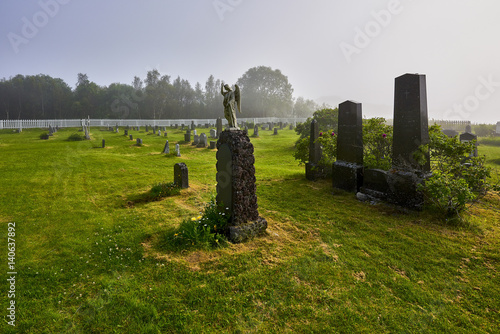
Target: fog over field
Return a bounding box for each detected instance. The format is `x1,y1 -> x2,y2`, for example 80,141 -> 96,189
1,0 -> 499,123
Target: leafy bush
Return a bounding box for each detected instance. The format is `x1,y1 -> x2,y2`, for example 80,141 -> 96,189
160,198 -> 230,251
363,117 -> 392,170
66,133 -> 85,141
148,182 -> 180,200
418,125 -> 496,218
39,133 -> 50,140
294,108 -> 339,167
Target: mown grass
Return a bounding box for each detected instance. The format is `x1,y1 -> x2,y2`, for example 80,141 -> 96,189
0,126 -> 499,333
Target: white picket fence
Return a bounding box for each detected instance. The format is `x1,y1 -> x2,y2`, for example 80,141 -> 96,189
0,118 -> 308,130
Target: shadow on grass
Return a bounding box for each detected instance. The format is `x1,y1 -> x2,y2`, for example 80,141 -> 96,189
125,182 -> 181,207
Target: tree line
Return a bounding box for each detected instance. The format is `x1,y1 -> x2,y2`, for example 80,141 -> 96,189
0,66 -> 319,120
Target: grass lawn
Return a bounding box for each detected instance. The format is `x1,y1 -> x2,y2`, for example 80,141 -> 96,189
0,126 -> 499,333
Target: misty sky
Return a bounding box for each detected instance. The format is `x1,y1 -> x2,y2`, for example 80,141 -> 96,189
1,0 -> 499,123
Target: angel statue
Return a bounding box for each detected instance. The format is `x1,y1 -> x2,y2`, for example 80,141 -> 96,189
221,83 -> 241,129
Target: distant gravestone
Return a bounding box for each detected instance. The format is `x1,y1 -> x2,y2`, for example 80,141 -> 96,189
193,129 -> 197,136
102,139 -> 105,148
164,132 -> 168,137
136,138 -> 143,146
253,125 -> 259,137
216,130 -> 267,243
174,163 -> 189,189
184,132 -> 191,142
465,124 -> 472,133
210,141 -> 217,149
332,100 -> 363,193
191,121 -> 195,130
305,119 -> 323,181
163,140 -> 170,154
443,129 -> 458,137
273,128 -> 278,135
175,144 -> 180,157
124,129 -> 128,136
129,134 -> 133,140
192,134 -> 199,145
210,129 -> 217,138
197,133 -> 208,148
216,117 -> 223,137
157,130 -> 161,136
460,132 -> 478,157
496,121 -> 500,134
145,125 -> 149,132
268,122 -> 273,130
289,124 -> 294,130
84,126 -> 90,140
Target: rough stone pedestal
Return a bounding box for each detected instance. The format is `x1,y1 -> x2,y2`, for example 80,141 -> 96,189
332,161 -> 363,193
216,130 -> 267,243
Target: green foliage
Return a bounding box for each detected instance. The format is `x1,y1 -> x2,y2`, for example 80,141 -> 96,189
317,130 -> 337,166
295,108 -> 339,139
294,108 -> 339,167
39,132 -> 50,140
66,133 -> 85,141
419,125 -> 494,218
160,198 -> 230,251
362,117 -> 392,170
148,182 -> 180,200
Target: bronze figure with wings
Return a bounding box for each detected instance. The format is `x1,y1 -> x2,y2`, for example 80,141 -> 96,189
221,83 -> 241,129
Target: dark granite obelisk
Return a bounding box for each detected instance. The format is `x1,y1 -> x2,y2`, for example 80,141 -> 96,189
216,130 -> 267,243
387,73 -> 430,208
332,100 -> 363,192
392,73 -> 430,171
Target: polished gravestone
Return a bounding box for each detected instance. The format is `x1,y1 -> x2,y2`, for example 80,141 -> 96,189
216,130 -> 267,243
332,100 -> 363,193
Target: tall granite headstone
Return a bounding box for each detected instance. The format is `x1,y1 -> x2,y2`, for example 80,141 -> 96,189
163,140 -> 170,154
216,130 -> 267,243
174,163 -> 189,189
175,144 -> 180,157
332,100 -> 363,192
253,125 -> 259,137
305,119 -> 324,180
216,118 -> 223,138
387,73 -> 430,208
392,73 -> 430,171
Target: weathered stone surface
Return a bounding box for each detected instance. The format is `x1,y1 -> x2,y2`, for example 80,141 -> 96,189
163,140 -> 170,154
253,125 -> 259,137
174,163 -> 189,188
216,130 -> 267,243
197,133 -> 208,148
210,141 -> 217,149
136,138 -> 142,146
102,139 -> 105,148
184,133 -> 191,142
332,161 -> 363,193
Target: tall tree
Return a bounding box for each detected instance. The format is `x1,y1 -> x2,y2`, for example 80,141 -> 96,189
236,66 -> 294,117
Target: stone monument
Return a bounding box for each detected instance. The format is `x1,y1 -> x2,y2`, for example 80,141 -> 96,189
221,83 -> 241,129
305,120 -> 325,180
332,100 -> 363,192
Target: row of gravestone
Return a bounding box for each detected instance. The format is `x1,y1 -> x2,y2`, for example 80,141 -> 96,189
307,73 -> 448,209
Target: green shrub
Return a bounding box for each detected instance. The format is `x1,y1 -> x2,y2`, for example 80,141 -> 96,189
67,133 -> 85,141
418,125 -> 495,218
148,182 -> 180,200
363,117 -> 393,170
160,197 -> 230,251
39,133 -> 50,140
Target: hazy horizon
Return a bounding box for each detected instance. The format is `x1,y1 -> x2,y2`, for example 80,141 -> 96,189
1,0 -> 500,123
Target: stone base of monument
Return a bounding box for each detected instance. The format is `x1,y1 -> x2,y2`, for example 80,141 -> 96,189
332,161 -> 363,193
385,169 -> 429,209
305,163 -> 327,181
216,129 -> 267,243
